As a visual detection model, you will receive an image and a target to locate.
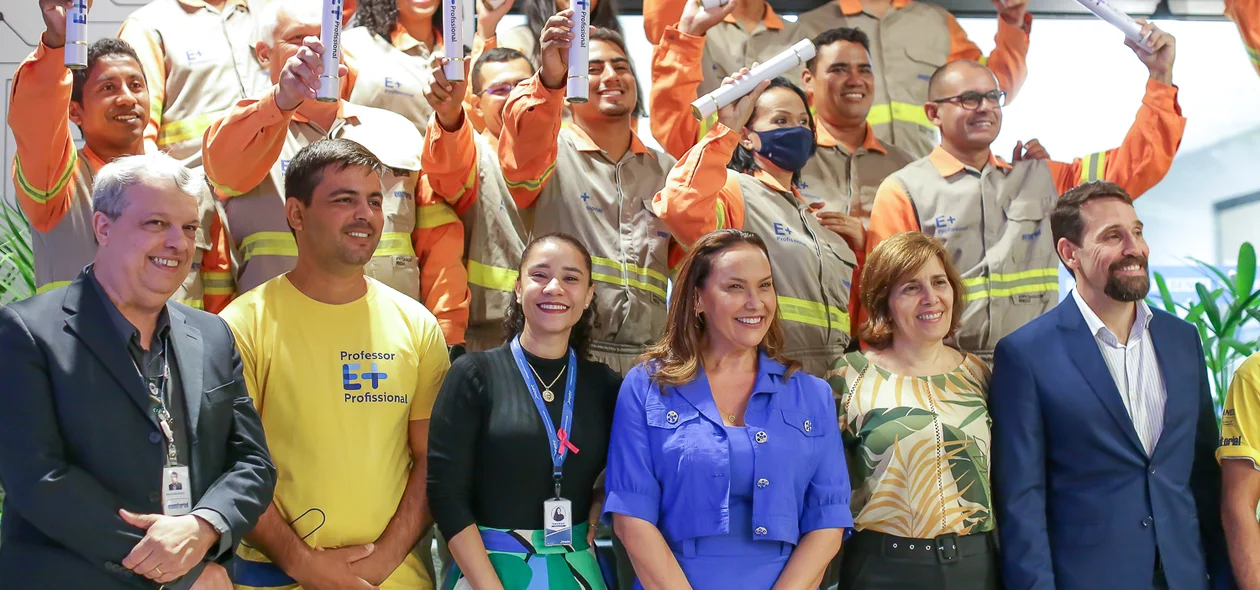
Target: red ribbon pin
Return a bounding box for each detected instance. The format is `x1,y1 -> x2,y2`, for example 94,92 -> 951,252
556,428 -> 580,455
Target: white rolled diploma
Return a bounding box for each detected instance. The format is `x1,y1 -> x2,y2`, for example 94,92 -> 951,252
318,0 -> 343,101
566,0 -> 591,103
442,0 -> 466,81
1075,0 -> 1154,52
700,0 -> 730,11
65,0 -> 89,70
691,39 -> 816,121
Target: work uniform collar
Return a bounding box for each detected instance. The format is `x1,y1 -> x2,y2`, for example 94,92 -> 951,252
81,146 -> 111,175
722,2 -> 786,30
176,0 -> 248,12
928,144 -> 1012,177
564,121 -> 655,158
815,121 -> 887,155
390,24 -> 440,54
752,168 -> 804,202
839,0 -> 912,16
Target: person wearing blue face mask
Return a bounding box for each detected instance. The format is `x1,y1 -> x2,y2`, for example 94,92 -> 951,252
652,72 -> 860,377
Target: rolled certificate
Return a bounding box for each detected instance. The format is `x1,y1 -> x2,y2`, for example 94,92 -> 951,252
1075,0 -> 1154,52
700,0 -> 730,11
566,0 -> 591,103
442,0 -> 466,81
317,0 -> 343,101
65,0 -> 89,70
691,39 -> 816,121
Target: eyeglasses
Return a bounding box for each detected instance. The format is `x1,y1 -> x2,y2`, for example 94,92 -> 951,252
480,80 -> 528,97
930,89 -> 1007,110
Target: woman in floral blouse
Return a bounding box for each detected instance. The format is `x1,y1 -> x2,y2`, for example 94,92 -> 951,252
828,231 -> 998,589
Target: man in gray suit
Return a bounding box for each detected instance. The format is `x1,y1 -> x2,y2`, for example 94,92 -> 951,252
0,153 -> 276,589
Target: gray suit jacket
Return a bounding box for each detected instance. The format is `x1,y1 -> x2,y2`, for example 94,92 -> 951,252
0,270 -> 276,589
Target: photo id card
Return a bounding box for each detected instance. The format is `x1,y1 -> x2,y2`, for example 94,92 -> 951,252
543,498 -> 573,547
161,466 -> 192,516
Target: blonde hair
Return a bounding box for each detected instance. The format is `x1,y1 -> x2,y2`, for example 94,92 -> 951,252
857,231 -> 965,348
639,229 -> 801,386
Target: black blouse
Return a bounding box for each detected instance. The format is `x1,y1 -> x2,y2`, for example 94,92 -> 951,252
426,343 -> 622,540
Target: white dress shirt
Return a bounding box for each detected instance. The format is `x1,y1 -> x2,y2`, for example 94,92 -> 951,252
1072,289 -> 1168,455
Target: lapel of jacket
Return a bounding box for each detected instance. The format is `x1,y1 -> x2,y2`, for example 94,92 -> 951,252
673,366 -> 726,427
1057,298 -> 1147,454
168,305 -> 205,441
1148,311 -> 1187,459
62,271 -> 158,427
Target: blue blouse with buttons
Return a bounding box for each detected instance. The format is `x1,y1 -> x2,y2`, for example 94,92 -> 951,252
604,352 -> 853,589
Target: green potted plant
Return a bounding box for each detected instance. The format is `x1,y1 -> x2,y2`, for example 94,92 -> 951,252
1149,242 -> 1260,420
0,199 -> 35,306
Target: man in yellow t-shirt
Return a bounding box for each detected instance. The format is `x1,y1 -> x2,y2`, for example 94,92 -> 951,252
1220,352 -> 1260,590
220,138 -> 449,590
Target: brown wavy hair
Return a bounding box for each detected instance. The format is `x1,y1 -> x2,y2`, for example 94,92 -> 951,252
857,231 -> 965,348
639,229 -> 801,386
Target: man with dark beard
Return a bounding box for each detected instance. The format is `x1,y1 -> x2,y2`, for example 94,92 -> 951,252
989,181 -> 1233,590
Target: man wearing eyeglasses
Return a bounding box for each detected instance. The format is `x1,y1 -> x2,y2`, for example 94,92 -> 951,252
421,47 -> 535,352
863,20 -> 1184,362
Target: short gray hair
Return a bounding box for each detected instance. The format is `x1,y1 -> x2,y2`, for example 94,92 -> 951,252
92,153 -> 204,220
254,0 -> 321,49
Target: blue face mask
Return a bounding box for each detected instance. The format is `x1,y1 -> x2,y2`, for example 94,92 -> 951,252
753,126 -> 816,173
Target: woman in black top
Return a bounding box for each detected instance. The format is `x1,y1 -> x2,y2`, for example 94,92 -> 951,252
427,233 -> 621,590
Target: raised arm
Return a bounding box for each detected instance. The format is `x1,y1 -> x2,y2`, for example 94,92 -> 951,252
1048,23 -> 1185,199
946,0 -> 1032,102
497,9 -> 574,209
423,58 -> 481,215
1225,0 -> 1260,77
649,0 -> 737,160
10,3 -> 85,232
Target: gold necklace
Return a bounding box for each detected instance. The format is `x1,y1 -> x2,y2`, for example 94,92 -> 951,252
714,398 -> 741,425
526,362 -> 566,402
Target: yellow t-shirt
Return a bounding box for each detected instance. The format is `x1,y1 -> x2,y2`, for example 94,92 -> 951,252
221,275 -> 449,589
1219,352 -> 1260,467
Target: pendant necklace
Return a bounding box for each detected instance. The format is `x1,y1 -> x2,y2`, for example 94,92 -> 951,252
527,361 -> 566,402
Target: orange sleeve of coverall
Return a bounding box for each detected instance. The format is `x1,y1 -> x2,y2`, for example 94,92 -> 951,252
650,26 -> 707,161
422,111 -> 482,216
8,43 -> 82,233
117,20 -> 166,155
1226,0 -> 1260,76
497,73 -> 563,209
856,179 -> 921,340
946,12 -> 1032,103
1048,79 -> 1185,200
201,87 -> 296,198
643,0 -> 686,44
413,177 -> 471,346
201,212 -> 236,313
651,124 -> 747,251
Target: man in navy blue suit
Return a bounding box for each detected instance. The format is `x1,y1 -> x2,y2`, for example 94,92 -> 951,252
991,180 -> 1232,590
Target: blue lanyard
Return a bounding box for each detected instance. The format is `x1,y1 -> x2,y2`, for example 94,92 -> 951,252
510,336 -> 578,498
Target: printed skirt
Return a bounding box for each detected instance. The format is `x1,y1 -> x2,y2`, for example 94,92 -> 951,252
442,523 -> 607,590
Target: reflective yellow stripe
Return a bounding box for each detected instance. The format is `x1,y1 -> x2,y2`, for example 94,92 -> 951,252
467,259 -> 518,292
1079,151 -> 1107,184
962,268 -> 1059,287
714,200 -> 728,230
157,110 -> 228,148
591,271 -> 668,299
240,231 -> 415,262
504,161 -> 556,192
777,295 -> 850,333
448,164 -> 478,203
211,179 -> 247,197
696,112 -> 719,141
964,282 -> 1059,302
1247,45 -> 1260,67
14,151 -> 79,204
36,281 -> 72,294
174,298 -> 205,310
417,203 -> 461,229
149,97 -> 163,124
201,271 -> 235,296
978,55 -> 990,67
867,101 -> 936,130
591,256 -> 668,285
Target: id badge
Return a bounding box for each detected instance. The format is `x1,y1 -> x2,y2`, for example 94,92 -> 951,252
161,466 -> 193,516
543,498 -> 573,547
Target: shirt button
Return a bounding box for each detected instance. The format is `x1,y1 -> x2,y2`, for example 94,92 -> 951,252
1142,516 -> 1154,527
666,411 -> 679,424
755,527 -> 768,536
149,432 -> 162,444
1149,468 -> 1156,475
755,431 -> 768,444
803,420 -> 812,433
757,478 -> 769,488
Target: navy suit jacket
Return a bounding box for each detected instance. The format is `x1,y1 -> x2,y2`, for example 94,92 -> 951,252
0,271 -> 277,589
991,297 -> 1231,590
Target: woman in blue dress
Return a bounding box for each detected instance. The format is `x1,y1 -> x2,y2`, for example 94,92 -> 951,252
604,229 -> 852,589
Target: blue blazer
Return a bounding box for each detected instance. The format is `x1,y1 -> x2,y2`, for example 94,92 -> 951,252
990,297 -> 1231,590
